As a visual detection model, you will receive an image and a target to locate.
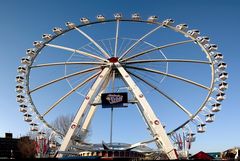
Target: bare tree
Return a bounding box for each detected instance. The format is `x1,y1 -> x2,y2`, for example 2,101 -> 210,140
51,114 -> 90,143
52,115 -> 73,136
27,114 -> 90,141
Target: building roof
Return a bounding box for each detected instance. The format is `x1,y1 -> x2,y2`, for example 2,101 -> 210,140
190,151 -> 215,160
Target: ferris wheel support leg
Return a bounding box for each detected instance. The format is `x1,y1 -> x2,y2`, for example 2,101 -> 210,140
115,62 -> 178,160
80,76 -> 110,136
57,67 -> 111,158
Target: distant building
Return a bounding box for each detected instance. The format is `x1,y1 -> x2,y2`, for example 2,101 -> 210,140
207,152 -> 221,160
0,133 -> 35,159
0,133 -> 20,158
221,147 -> 240,160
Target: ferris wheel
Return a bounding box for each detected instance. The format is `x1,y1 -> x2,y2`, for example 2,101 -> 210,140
16,13 -> 228,159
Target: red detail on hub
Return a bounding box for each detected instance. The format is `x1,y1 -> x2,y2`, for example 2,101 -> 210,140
108,57 -> 118,63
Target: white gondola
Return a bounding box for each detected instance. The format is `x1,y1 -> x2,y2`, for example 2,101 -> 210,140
114,13 -> 122,20
196,36 -> 210,45
219,72 -> 228,81
204,44 -> 218,52
65,22 -> 76,29
16,85 -> 24,93
187,29 -> 200,38
38,132 -> 46,139
212,103 -> 221,112
216,92 -> 225,101
219,82 -> 228,91
197,124 -> 206,133
218,62 -> 227,70
42,34 -> 53,41
30,123 -> 38,131
132,13 -> 140,20
80,18 -> 90,24
205,114 -> 215,123
26,48 -> 36,57
52,27 -> 63,35
49,141 -> 57,149
16,76 -> 24,83
17,94 -> 25,103
96,15 -> 105,21
19,104 -> 27,113
176,24 -> 188,31
214,53 -> 223,61
38,131 -> 46,135
209,51 -> 215,56
21,57 -> 31,65
33,41 -> 43,49
186,133 -> 196,142
24,113 -> 32,122
163,19 -> 174,25
147,15 -> 158,22
17,66 -> 27,74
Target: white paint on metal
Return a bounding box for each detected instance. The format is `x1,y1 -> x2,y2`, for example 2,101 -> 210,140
74,27 -> 111,59
57,67 -> 110,157
115,62 -> 178,159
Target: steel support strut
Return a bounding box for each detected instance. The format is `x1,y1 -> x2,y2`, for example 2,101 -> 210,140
115,62 -> 178,160
57,67 -> 111,157
80,74 -> 111,136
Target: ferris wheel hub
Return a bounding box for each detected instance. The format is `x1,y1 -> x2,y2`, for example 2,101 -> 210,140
108,57 -> 119,63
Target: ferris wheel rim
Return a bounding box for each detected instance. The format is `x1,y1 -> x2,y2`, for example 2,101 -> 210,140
25,18 -> 214,134
16,15 -> 227,156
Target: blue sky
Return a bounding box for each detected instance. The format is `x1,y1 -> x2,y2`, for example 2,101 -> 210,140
0,0 -> 239,154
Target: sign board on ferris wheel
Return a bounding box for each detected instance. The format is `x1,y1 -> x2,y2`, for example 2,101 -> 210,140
101,92 -> 128,108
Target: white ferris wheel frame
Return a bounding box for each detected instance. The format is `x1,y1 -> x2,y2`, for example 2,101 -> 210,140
16,15 -> 228,160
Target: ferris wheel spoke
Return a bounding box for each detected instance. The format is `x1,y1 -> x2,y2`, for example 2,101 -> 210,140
118,39 -> 133,56
111,69 -> 116,91
114,20 -> 120,57
127,70 -> 193,118
42,71 -> 101,117
84,43 -> 105,57
99,40 -> 111,56
119,24 -> 163,60
29,66 -> 102,93
125,66 -> 210,90
124,59 -> 211,65
74,27 -> 110,59
30,61 -> 106,68
108,39 -> 114,56
121,39 -> 195,62
45,43 -> 106,62
168,120 -> 192,135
